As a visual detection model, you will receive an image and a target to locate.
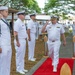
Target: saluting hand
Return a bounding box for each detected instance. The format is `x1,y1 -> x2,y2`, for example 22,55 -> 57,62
46,20 -> 50,25
0,48 -> 2,53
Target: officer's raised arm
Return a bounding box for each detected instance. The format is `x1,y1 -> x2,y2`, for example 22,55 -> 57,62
42,20 -> 49,33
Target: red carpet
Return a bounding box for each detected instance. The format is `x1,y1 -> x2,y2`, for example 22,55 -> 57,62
33,58 -> 74,75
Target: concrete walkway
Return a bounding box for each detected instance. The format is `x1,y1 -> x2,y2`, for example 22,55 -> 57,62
26,33 -> 75,75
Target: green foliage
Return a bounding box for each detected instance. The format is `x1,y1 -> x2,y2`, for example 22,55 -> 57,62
28,0 -> 41,13
44,0 -> 58,12
0,0 -> 41,13
44,0 -> 75,17
22,0 -> 34,7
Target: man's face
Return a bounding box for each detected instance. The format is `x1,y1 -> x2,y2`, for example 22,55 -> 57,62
31,15 -> 36,20
19,14 -> 25,20
51,18 -> 57,24
1,10 -> 8,18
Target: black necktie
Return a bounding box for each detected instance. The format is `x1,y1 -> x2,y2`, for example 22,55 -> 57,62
1,18 -> 11,30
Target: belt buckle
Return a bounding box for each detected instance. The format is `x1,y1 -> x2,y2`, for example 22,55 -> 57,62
52,40 -> 55,42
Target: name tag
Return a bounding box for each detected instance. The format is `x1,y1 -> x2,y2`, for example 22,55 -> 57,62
49,27 -> 51,29
22,25 -> 24,26
57,27 -> 60,28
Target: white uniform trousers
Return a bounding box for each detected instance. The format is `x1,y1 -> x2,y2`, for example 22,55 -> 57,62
47,41 -> 61,66
0,45 -> 12,75
28,33 -> 35,60
14,39 -> 26,71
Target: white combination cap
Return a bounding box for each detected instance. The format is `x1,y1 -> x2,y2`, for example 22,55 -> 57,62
51,15 -> 59,20
16,11 -> 26,15
51,15 -> 58,19
29,13 -> 36,16
0,6 -> 8,10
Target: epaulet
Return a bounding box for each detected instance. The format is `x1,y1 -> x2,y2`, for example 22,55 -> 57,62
57,23 -> 62,25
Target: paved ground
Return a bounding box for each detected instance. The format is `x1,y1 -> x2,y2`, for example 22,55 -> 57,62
26,33 -> 75,75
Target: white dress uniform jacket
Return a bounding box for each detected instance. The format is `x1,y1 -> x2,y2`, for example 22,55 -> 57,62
27,19 -> 36,60
46,23 -> 65,66
14,18 -> 27,72
0,18 -> 12,75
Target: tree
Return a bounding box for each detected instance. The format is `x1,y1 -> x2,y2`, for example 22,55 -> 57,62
44,0 -> 75,16
0,0 -> 41,13
44,0 -> 58,13
28,0 -> 41,13
22,0 -> 41,13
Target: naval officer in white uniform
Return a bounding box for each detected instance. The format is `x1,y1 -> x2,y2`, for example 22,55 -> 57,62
27,13 -> 37,61
42,16 -> 66,72
0,6 -> 12,75
14,11 -> 28,74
